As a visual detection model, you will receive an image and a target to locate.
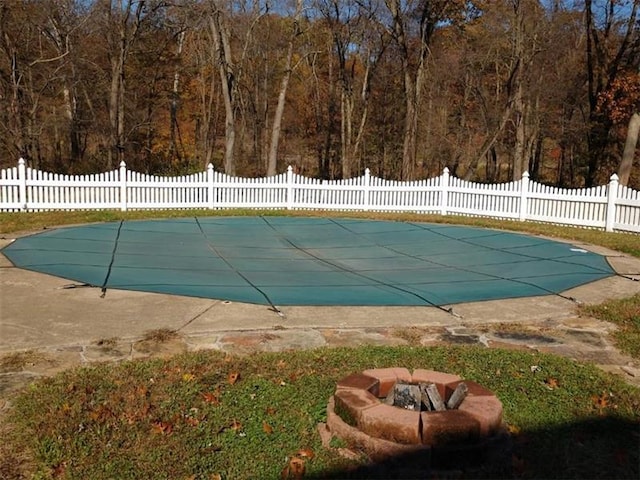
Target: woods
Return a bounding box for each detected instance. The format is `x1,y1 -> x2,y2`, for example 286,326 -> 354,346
1,0 -> 638,187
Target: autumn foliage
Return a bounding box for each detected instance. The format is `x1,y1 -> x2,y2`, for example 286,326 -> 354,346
0,0 -> 638,187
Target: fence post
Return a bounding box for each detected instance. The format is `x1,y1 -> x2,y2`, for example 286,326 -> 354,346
519,171 -> 530,221
440,167 -> 450,216
363,168 -> 371,211
18,158 -> 27,211
207,163 -> 215,210
605,173 -> 619,232
286,165 -> 293,210
119,161 -> 127,212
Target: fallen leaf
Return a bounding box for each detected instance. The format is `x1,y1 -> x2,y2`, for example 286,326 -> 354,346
614,448 -> 629,466
507,424 -> 521,435
202,391 -> 220,405
282,457 -> 305,479
228,372 -> 240,385
230,419 -> 242,431
544,377 -> 559,389
263,421 -> 273,435
210,474 -> 222,480
512,454 -> 526,476
266,406 -> 277,415
592,393 -> 610,413
151,420 -> 173,435
296,448 -> 315,459
51,461 -> 67,478
186,417 -> 200,427
277,359 -> 287,368
183,373 -> 196,382
136,385 -> 148,396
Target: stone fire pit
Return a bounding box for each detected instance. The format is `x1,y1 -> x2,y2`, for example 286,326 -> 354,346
324,368 -> 507,468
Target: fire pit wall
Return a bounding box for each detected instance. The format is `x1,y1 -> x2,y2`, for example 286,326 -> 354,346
331,368 -> 503,448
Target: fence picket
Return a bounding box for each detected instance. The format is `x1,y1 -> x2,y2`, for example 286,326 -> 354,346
0,160 -> 638,232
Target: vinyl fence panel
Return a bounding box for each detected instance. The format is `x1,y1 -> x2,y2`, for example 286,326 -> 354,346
1,159 -> 638,233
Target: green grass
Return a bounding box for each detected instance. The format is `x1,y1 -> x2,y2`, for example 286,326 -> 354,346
580,294 -> 640,358
2,346 -> 639,479
1,210 -> 639,478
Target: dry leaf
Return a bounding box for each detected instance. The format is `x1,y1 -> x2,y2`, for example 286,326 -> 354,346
51,461 -> 67,478
183,373 -> 196,382
210,474 -> 222,480
136,385 -> 148,396
151,420 -> 173,435
296,448 -> 315,460
614,448 -> 629,466
230,419 -> 242,431
263,421 -> 273,435
202,391 -> 220,405
512,454 -> 526,476
592,393 -> 610,412
544,377 -> 559,389
507,424 -> 521,435
282,457 -> 306,479
228,372 -> 240,385
277,359 -> 287,368
266,406 -> 277,415
186,417 -> 200,427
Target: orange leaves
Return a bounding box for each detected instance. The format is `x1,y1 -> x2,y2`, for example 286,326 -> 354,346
511,454 -> 526,477
281,448 -> 315,479
596,71 -> 640,125
281,457 -> 306,479
151,420 -> 173,435
591,392 -> 612,414
262,421 -> 274,435
544,377 -> 559,390
202,390 -> 221,405
227,372 -> 240,385
295,448 -> 315,460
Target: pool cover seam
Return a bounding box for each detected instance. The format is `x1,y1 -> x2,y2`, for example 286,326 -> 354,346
259,216 -> 457,313
329,218 -> 600,301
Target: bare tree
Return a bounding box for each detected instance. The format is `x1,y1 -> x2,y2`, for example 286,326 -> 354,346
584,0 -> 639,186
266,0 -> 303,176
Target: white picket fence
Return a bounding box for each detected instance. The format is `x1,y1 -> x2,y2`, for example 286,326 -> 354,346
1,158 -> 639,233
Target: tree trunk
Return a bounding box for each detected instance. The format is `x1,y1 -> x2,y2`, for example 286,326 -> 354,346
170,30 -> 186,164
209,8 -> 236,175
385,0 -> 434,180
267,0 -> 302,177
618,112 -> 640,186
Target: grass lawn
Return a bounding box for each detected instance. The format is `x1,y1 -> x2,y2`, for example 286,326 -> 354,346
1,346 -> 639,479
0,210 -> 639,479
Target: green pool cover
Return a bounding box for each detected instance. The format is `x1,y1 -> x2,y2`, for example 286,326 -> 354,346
2,217 -> 615,306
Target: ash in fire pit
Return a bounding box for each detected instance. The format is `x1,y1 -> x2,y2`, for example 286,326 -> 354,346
385,381 -> 468,412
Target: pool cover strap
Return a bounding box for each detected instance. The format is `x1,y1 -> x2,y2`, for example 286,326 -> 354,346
100,220 -> 124,297
195,217 -> 283,314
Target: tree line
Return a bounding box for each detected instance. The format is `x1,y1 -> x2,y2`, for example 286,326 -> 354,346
1,0 -> 638,188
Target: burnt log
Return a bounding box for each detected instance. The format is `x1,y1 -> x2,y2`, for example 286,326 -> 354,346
446,382 -> 468,409
425,383 -> 446,411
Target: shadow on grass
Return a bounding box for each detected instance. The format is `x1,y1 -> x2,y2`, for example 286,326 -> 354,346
311,416 -> 639,479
